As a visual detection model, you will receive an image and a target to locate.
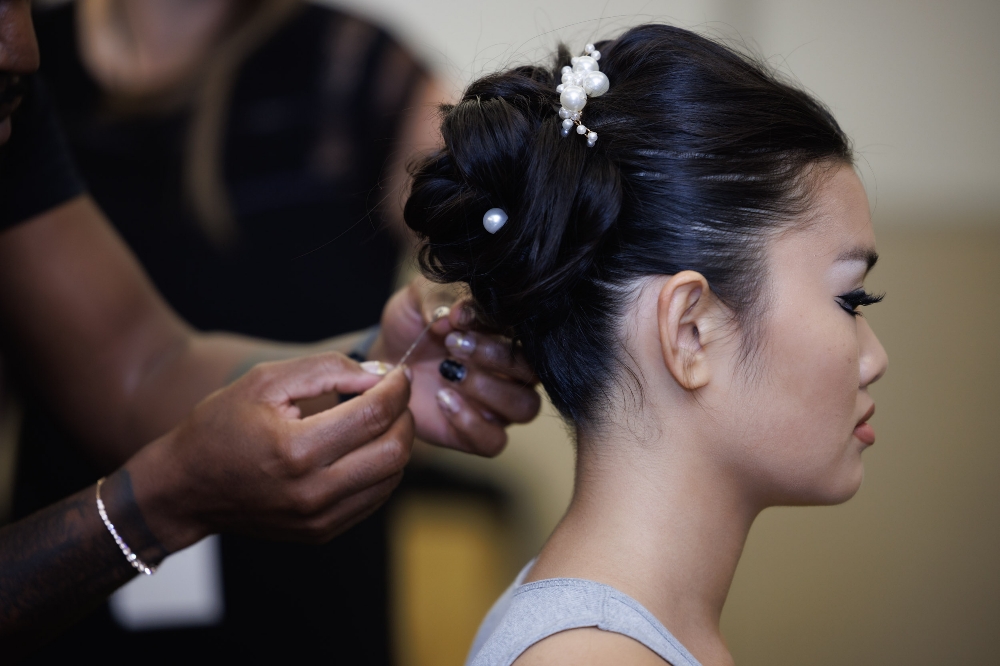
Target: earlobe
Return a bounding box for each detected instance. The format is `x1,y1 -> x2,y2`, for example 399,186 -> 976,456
657,271 -> 714,390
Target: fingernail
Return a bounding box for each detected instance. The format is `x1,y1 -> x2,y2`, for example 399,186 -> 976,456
457,306 -> 475,327
439,359 -> 467,383
436,388 -> 461,414
432,305 -> 451,321
445,331 -> 476,358
402,364 -> 413,382
361,361 -> 393,376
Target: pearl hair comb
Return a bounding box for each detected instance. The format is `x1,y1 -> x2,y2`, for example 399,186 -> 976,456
556,44 -> 610,147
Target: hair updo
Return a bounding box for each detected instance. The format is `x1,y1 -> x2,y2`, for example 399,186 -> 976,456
404,24 -> 852,426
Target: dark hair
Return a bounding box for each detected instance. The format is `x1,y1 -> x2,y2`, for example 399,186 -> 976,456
404,24 -> 852,425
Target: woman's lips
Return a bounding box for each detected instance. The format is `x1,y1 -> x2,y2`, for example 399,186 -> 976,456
854,404 -> 876,446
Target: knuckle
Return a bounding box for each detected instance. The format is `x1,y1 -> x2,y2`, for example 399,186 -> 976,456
475,429 -> 508,458
373,473 -> 404,503
289,484 -> 324,517
302,518 -> 335,544
382,435 -> 412,472
244,363 -> 272,388
343,456 -> 380,490
517,389 -> 542,420
479,337 -> 513,367
359,398 -> 395,435
319,351 -> 353,374
276,440 -> 312,477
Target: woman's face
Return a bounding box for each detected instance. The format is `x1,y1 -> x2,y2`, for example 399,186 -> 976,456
718,165 -> 888,506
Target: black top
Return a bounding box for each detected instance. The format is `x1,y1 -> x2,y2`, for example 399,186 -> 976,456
0,75 -> 85,231
14,4 -> 426,664
33,4 -> 415,341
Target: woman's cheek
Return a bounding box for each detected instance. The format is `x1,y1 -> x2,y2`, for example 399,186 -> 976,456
749,308 -> 859,497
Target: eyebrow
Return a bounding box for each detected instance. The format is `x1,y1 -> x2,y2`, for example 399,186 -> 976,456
837,247 -> 879,274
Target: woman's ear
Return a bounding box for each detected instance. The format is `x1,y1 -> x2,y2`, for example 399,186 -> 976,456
656,271 -> 721,390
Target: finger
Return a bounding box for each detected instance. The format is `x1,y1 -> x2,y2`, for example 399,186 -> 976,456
447,297 -> 477,331
410,276 -> 462,329
276,410 -> 411,518
435,388 -> 508,457
295,367 -> 412,464
315,407 -> 414,492
443,330 -> 537,384
249,352 -> 385,405
302,472 -> 404,543
441,362 -> 541,424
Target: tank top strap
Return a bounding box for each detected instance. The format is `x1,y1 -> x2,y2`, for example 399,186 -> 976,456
467,571 -> 702,666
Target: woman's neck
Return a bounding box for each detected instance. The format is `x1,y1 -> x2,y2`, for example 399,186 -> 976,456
526,430 -> 759,664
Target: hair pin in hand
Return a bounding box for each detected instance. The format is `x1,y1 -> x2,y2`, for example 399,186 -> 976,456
397,306 -> 451,366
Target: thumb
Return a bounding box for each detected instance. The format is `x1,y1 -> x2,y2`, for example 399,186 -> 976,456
253,352 -> 389,405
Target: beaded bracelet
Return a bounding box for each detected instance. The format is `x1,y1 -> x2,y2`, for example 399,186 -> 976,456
96,477 -> 157,576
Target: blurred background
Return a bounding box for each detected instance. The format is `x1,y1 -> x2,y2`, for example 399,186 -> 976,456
1,1 -> 997,664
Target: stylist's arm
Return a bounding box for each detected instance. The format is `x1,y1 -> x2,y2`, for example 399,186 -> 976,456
0,352 -> 412,657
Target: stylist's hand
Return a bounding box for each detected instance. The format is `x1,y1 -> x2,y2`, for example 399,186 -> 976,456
369,277 -> 540,457
126,352 -> 413,553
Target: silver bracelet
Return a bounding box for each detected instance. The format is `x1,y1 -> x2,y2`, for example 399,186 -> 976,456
96,477 -> 157,576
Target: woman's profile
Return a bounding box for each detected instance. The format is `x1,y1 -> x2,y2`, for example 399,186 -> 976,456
405,23 -> 887,666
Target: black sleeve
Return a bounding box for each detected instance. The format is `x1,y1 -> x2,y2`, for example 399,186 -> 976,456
0,75 -> 85,232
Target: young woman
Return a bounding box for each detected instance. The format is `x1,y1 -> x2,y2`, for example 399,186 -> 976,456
404,24 -> 888,666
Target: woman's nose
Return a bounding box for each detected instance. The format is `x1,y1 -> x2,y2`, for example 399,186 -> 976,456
858,317 -> 888,389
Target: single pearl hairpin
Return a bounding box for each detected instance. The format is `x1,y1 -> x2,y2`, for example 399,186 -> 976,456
396,305 -> 452,366
483,207 -> 508,234
555,43 -> 609,147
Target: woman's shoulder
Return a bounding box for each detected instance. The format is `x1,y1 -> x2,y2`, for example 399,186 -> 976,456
513,626 -> 673,665
468,572 -> 701,666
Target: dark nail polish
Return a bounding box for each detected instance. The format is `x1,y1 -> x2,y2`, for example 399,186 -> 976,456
439,358 -> 467,383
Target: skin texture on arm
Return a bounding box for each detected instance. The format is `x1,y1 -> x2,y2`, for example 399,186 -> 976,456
0,195 -> 313,464
0,468 -> 165,660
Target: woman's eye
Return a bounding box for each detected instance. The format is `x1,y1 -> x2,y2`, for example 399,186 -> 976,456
837,289 -> 884,316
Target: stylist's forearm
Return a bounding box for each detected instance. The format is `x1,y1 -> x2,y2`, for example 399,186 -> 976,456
117,328 -> 370,460
0,467 -> 171,659
0,196 -> 372,467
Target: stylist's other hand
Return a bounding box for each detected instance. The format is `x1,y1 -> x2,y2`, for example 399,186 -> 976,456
370,277 -> 540,457
126,353 -> 413,553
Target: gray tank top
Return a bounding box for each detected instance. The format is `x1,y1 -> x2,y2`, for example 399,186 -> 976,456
466,561 -> 702,666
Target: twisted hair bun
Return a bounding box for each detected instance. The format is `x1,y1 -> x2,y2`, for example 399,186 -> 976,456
405,50 -> 621,334
404,25 -> 851,424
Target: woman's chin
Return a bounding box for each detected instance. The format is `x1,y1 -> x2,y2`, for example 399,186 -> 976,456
769,463 -> 866,507
809,464 -> 866,506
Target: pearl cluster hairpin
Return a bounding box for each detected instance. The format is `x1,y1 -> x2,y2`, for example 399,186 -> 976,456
556,44 -> 610,147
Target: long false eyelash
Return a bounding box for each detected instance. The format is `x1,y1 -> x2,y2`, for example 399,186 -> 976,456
838,289 -> 885,316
